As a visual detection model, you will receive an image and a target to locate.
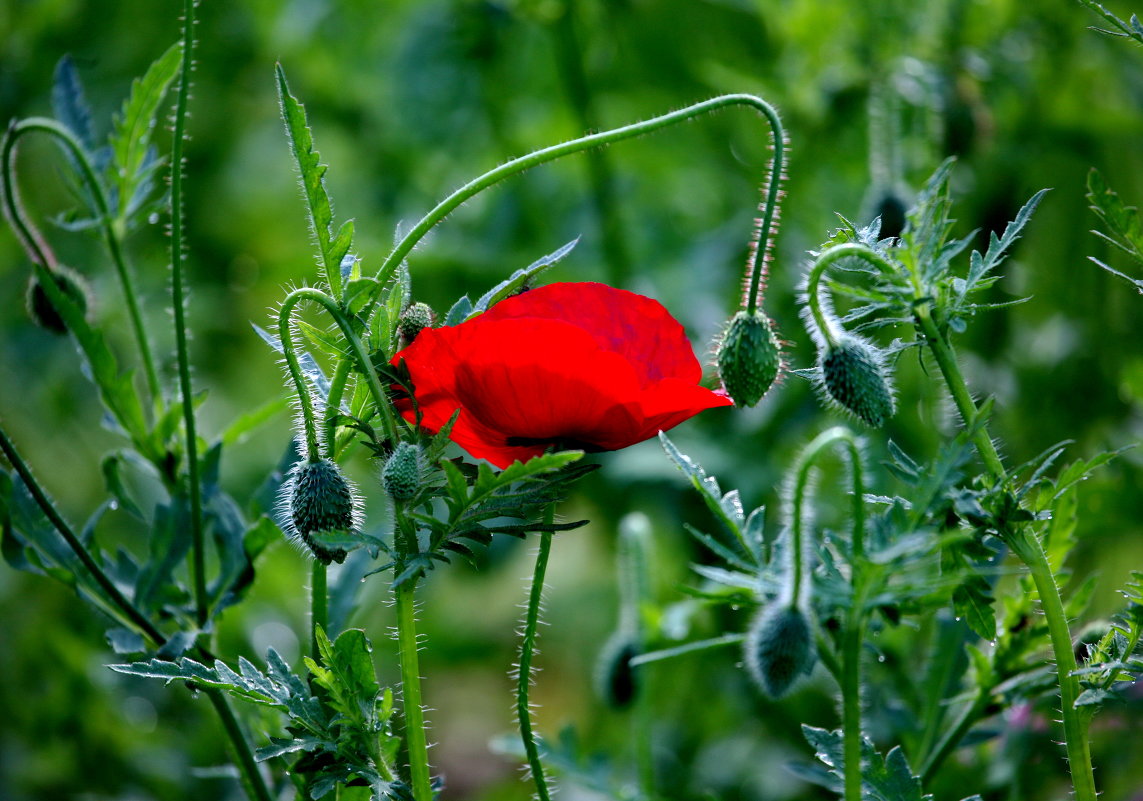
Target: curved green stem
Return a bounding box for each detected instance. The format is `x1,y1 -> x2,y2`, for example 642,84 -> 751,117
805,243 -> 897,349
517,507 -> 556,801
280,287 -> 399,450
788,426 -> 867,602
170,0 -> 207,628
788,425 -> 867,801
374,94 -> 785,299
912,303 -> 1097,801
1,118 -> 161,406
395,580 -> 433,801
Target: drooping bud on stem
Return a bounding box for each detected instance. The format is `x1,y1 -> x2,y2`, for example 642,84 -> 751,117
717,309 -> 782,406
26,265 -> 93,334
595,512 -> 652,709
818,334 -> 896,428
281,457 -> 361,564
744,603 -> 816,698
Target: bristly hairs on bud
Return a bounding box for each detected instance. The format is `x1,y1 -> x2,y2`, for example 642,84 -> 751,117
800,246 -> 897,428
277,455 -> 363,565
716,309 -> 784,407
743,427 -> 867,698
381,440 -> 424,503
741,125 -> 790,314
398,301 -> 434,348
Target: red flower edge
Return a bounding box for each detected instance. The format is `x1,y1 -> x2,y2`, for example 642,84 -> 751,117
392,282 -> 732,468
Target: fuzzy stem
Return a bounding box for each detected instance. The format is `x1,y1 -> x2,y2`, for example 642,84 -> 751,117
280,287 -> 399,449
788,425 -> 867,801
395,580 -> 433,801
374,94 -> 785,294
2,118 -> 162,406
805,243 -> 896,349
913,303 -> 1097,801
311,560 -> 328,659
788,426 -> 866,601
170,0 -> 208,629
206,689 -> 274,801
276,296 -> 322,459
518,507 -> 557,801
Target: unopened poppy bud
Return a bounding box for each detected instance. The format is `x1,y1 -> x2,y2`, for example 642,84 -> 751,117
819,334 -> 895,428
398,302 -> 434,346
26,265 -> 93,335
283,457 -> 360,564
873,189 -> 908,240
382,442 -> 422,502
717,310 -> 782,407
595,631 -> 640,709
744,603 -> 816,698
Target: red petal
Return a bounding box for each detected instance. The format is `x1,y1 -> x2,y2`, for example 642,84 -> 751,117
480,282 -> 702,383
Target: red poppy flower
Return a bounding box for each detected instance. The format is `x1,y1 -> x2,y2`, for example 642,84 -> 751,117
392,282 -> 731,468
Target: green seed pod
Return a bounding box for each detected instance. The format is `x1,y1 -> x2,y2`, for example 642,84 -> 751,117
398,302 -> 435,346
26,265 -> 93,335
382,442 -> 422,502
283,458 -> 360,564
819,334 -> 895,428
744,603 -> 817,698
595,631 -> 640,709
717,310 -> 782,407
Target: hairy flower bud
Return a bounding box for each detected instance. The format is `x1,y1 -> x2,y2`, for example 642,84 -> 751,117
744,603 -> 817,698
381,441 -> 422,502
26,266 -> 93,335
819,334 -> 895,428
717,310 -> 782,407
595,631 -> 640,709
282,457 -> 359,564
398,302 -> 434,346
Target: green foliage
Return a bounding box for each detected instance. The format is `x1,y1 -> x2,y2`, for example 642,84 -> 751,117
109,44 -> 181,224
1086,168 -> 1143,292
112,627 -> 400,798
393,450 -> 596,584
276,64 -> 355,299
799,726 -> 985,801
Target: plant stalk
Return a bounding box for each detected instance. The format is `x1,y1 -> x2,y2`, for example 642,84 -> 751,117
517,508 -> 557,801
206,688 -> 275,801
395,580 -> 433,801
170,0 -> 208,628
311,560 -> 328,660
374,94 -> 785,303
1,118 -> 162,406
913,303 -> 1097,801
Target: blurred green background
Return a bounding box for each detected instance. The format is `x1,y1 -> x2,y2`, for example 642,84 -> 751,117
2,0 -> 1143,799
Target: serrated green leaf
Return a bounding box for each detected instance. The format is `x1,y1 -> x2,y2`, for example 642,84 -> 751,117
110,43 -> 181,218
52,55 -> 96,151
276,64 -> 349,298
443,295 -> 473,326
469,237 -> 579,317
